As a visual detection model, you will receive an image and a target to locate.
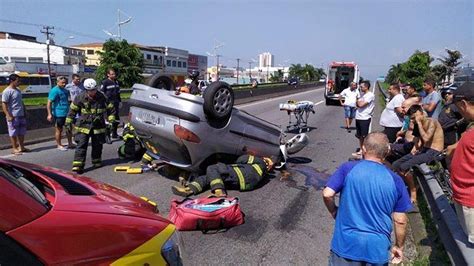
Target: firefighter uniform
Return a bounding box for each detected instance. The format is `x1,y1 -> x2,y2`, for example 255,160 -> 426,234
66,91 -> 115,173
100,78 -> 121,137
172,155 -> 269,197
117,123 -> 146,160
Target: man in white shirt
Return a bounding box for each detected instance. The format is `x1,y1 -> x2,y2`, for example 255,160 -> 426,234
380,83 -> 405,143
353,80 -> 375,157
339,82 -> 360,132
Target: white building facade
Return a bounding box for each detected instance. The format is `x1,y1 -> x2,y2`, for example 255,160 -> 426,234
258,52 -> 274,68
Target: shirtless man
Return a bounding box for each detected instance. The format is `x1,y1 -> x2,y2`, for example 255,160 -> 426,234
392,104 -> 444,202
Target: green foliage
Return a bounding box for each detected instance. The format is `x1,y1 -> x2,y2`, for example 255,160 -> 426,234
289,64 -> 325,82
96,39 -> 144,88
431,64 -> 448,83
270,69 -> 284,82
437,49 -> 462,83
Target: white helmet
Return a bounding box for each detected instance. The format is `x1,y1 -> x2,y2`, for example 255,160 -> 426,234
83,78 -> 97,90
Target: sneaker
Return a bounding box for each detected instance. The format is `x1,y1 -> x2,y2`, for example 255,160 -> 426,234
57,146 -> 68,151
171,185 -> 194,197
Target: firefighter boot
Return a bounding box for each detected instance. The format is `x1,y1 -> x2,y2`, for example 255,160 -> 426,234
111,122 -> 119,139
171,185 -> 194,197
72,166 -> 84,174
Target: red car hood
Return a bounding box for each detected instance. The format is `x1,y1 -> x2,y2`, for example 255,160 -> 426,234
7,159 -> 169,223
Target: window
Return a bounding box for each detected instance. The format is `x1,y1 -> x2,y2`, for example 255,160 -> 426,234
154,55 -> 158,60
167,60 -> 171,67
11,57 -> 27,62
0,77 -> 8,85
87,49 -> 94,55
40,77 -> 50,85
178,61 -> 182,68
146,54 -> 152,60
29,77 -> 41,85
183,62 -> 187,68
172,60 -> 176,67
28,57 -> 43,63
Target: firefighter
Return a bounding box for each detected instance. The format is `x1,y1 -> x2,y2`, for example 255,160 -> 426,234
65,78 -> 115,174
171,155 -> 274,197
178,70 -> 201,95
117,122 -> 146,160
100,68 -> 121,138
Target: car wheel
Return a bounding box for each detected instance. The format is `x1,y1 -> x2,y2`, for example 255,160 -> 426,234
203,81 -> 234,119
147,74 -> 175,91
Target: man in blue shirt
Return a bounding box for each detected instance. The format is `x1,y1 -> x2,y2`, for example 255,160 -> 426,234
47,76 -> 75,150
323,132 -> 412,265
421,78 -> 442,119
65,74 -> 85,102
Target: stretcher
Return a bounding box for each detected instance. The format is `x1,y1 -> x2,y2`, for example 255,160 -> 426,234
279,100 -> 315,132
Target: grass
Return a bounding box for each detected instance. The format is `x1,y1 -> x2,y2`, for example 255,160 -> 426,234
23,91 -> 133,106
414,181 -> 451,265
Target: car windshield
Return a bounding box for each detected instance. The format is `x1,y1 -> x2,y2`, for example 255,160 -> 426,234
0,165 -> 51,208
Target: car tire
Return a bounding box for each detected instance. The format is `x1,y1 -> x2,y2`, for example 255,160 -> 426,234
203,81 -> 234,119
147,74 -> 175,91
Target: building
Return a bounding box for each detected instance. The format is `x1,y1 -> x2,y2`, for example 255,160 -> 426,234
133,44 -> 165,76
188,53 -> 208,79
71,43 -> 104,66
0,31 -> 85,66
258,52 -> 274,68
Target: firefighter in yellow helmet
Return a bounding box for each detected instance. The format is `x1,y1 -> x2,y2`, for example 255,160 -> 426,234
65,78 -> 115,174
171,155 -> 274,197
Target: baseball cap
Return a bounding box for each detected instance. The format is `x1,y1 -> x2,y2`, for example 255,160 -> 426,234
453,82 -> 474,102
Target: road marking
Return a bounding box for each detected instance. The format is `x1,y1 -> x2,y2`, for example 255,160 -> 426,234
237,86 -> 324,108
1,154 -> 16,159
314,100 -> 324,106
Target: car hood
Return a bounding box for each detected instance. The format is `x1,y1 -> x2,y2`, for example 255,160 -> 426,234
5,159 -> 169,223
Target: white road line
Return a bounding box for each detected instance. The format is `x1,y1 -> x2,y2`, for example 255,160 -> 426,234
237,87 -> 324,108
1,154 -> 16,159
314,100 -> 324,106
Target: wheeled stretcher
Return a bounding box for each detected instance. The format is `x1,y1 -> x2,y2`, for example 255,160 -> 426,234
279,100 -> 315,132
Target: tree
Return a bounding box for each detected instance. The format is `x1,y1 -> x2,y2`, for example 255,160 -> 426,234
431,64 -> 448,84
385,64 -> 403,84
384,50 -> 432,90
438,49 -> 462,83
289,64 -> 304,78
96,39 -> 144,88
269,69 -> 284,82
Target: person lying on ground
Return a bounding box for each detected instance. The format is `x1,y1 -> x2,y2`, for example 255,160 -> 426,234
392,104 -> 444,203
171,155 -> 274,197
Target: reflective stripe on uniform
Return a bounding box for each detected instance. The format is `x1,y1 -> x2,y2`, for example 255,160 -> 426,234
189,181 -> 202,192
247,155 -> 254,164
123,133 -> 135,141
75,127 -> 91,134
73,161 -> 84,166
65,117 -> 73,124
108,115 -> 116,122
80,108 -> 105,114
210,179 -> 224,187
233,166 -> 246,190
142,153 -> 152,161
107,103 -> 114,109
252,164 -> 263,176
70,103 -> 80,111
93,128 -> 106,134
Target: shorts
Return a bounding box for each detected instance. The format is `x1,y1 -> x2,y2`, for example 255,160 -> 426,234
454,202 -> 474,244
328,250 -> 387,266
6,116 -> 27,137
392,147 -> 440,172
355,118 -> 371,139
53,116 -> 66,128
344,106 -> 356,119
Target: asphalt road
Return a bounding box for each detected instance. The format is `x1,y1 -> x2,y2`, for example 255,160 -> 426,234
0,85 -> 363,265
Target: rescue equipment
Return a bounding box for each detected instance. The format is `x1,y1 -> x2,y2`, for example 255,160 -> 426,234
168,196 -> 245,232
279,100 -> 315,132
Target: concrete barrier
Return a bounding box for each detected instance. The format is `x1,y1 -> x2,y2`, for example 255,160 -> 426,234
0,82 -> 323,135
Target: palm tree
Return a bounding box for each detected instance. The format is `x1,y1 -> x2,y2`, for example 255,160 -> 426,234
385,63 -> 403,84
438,49 -> 462,83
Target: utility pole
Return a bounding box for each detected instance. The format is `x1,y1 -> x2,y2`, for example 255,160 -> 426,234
216,54 -> 221,80
41,26 -> 54,87
236,58 -> 240,84
248,61 -> 253,79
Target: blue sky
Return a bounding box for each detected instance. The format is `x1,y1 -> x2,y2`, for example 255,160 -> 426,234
1,0 -> 472,80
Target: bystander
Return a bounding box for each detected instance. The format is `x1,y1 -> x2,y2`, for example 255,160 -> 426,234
353,80 -> 374,158
421,78 -> 442,119
66,74 -> 85,102
450,82 -> 474,244
1,74 -> 29,155
380,83 -> 405,143
47,76 -> 75,150
339,82 -> 359,132
100,69 -> 121,139
323,132 -> 412,265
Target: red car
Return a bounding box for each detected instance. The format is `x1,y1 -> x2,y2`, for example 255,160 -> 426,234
0,159 -> 183,265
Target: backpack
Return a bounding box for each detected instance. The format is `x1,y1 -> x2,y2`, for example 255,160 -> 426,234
168,196 -> 245,232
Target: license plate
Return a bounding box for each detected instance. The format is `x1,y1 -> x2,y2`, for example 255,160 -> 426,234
138,110 -> 161,126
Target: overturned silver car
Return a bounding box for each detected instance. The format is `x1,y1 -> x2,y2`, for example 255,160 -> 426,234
129,80 -> 307,173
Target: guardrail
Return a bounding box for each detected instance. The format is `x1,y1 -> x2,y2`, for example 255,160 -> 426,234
414,164 -> 474,265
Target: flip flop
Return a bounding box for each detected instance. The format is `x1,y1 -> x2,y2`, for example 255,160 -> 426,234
57,146 -> 68,151
11,151 -> 23,156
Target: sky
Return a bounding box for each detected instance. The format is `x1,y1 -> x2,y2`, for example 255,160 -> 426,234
0,0 -> 472,80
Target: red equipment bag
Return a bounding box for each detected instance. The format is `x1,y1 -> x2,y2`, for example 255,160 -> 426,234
168,196 -> 245,232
